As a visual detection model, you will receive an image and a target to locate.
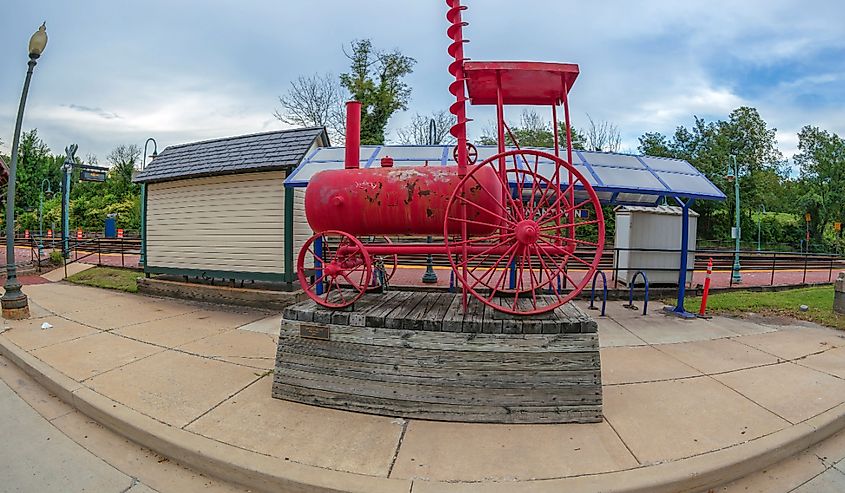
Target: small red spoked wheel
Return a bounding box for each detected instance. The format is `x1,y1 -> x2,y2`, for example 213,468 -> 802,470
444,149 -> 605,315
453,142 -> 478,164
297,230 -> 372,309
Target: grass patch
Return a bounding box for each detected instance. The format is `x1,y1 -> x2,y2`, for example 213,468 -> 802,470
67,266 -> 139,293
682,286 -> 845,330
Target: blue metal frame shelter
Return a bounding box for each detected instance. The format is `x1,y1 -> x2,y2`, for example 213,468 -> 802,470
286,145 -> 726,316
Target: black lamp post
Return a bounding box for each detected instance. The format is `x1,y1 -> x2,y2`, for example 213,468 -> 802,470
143,138 -> 157,170
422,118 -> 438,283
2,23 -> 48,319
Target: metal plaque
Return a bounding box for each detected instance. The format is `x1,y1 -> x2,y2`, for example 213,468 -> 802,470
300,323 -> 330,341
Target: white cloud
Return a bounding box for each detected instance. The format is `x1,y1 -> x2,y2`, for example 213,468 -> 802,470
1,0 -> 844,165
632,85 -> 746,127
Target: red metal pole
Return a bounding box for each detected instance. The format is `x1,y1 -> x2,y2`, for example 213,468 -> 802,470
552,104 -> 560,158
699,257 -> 713,316
446,0 -> 470,310
344,101 -> 361,170
446,0 -> 469,177
562,85 -> 575,289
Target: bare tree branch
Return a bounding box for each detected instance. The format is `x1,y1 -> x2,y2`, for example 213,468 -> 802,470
584,114 -> 622,152
274,73 -> 347,143
393,110 -> 456,145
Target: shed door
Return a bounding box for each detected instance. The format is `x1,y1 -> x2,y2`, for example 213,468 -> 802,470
146,171 -> 288,275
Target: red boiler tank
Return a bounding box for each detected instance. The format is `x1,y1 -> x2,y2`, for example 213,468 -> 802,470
305,164 -> 504,236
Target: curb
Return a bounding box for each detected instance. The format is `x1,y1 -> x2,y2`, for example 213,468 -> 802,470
2,335 -> 844,493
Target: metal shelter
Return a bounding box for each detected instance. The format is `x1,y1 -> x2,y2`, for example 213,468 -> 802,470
286,145 -> 726,316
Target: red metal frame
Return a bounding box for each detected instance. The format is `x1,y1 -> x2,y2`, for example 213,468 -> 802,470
296,0 -> 606,315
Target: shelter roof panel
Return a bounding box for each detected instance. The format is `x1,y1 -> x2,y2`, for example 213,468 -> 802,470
285,145 -> 726,205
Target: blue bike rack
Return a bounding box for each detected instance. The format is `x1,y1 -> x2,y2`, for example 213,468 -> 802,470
545,273 -> 563,295
623,270 -> 649,316
588,270 -> 608,316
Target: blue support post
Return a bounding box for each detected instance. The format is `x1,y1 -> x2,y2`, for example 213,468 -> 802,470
314,236 -> 324,296
664,198 -> 697,318
509,258 -> 517,289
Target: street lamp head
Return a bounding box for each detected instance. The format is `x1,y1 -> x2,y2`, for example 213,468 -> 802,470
28,22 -> 48,58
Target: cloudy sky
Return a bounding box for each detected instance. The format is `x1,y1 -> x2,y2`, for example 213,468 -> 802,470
1,0 -> 843,167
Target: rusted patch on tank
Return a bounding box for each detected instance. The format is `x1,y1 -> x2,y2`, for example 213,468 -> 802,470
404,179 -> 419,205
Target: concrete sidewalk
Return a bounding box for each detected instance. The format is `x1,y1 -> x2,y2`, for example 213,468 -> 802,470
2,281 -> 845,492
0,352 -> 248,493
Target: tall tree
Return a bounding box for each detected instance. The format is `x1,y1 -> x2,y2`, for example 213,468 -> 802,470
794,126 -> 845,243
638,132 -> 673,157
636,107 -> 786,240
15,129 -> 61,212
106,144 -> 141,196
274,73 -> 346,143
394,110 -> 456,145
340,39 -> 416,145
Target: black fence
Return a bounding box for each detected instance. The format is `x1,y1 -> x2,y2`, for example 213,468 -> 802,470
3,233 -> 842,291
0,235 -> 142,275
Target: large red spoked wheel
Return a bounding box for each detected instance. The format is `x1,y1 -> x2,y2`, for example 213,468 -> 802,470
444,149 -> 605,315
297,230 -> 372,309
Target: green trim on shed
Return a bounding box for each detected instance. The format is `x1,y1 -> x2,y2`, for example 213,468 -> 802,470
144,265 -> 286,283
140,183 -> 147,267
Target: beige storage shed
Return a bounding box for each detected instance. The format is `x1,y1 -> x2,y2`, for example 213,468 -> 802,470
133,127 -> 328,283
614,205 -> 699,286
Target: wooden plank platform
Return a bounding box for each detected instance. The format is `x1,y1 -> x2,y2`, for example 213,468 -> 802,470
283,293 -> 597,334
275,292 -> 602,424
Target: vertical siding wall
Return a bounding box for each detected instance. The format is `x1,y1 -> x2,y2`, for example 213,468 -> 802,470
146,171 -> 311,276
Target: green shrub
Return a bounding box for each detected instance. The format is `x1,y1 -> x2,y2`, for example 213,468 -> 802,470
49,250 -> 64,265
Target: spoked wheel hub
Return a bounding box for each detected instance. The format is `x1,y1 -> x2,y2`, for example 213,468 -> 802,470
322,263 -> 343,278
515,220 -> 540,246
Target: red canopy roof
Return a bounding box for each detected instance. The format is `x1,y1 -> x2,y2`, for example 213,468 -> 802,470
463,61 -> 579,106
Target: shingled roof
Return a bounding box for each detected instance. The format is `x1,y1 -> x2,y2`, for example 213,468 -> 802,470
133,127 -> 328,183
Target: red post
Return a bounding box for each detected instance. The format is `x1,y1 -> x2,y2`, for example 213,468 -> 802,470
24,229 -> 29,239
47,229 -> 52,239
699,257 -> 713,316
344,101 -> 361,170
117,228 -> 124,239
76,228 -> 82,240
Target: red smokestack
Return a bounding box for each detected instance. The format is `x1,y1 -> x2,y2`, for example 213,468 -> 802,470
344,101 -> 361,169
